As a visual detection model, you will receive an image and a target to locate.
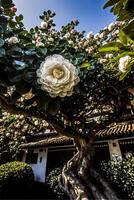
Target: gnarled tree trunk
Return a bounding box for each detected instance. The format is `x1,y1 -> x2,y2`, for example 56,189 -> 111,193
58,135 -> 120,200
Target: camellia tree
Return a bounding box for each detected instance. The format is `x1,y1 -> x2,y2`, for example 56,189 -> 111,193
0,110 -> 48,164
0,0 -> 133,199
99,0 -> 134,80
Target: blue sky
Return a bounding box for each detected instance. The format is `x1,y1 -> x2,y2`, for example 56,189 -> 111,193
13,0 -> 115,33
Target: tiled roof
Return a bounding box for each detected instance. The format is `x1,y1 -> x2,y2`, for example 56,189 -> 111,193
21,135 -> 73,148
95,120 -> 134,140
21,120 -> 134,148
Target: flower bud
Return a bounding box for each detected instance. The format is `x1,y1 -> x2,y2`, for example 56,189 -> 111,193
48,37 -> 54,42
64,33 -> 70,39
119,55 -> 131,73
108,22 -> 115,31
40,21 -> 48,29
86,32 -> 94,39
94,33 -> 99,40
10,6 -> 17,13
7,36 -> 19,45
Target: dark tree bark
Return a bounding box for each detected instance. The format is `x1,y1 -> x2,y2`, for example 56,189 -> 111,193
58,135 -> 120,200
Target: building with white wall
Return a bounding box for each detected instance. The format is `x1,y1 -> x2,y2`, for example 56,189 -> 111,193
21,120 -> 134,183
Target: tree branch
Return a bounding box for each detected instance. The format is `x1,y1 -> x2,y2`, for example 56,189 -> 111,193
0,94 -> 75,138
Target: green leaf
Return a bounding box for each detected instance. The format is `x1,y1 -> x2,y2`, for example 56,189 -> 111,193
80,62 -> 91,69
119,30 -> 128,45
103,0 -> 120,9
25,49 -> 36,56
47,99 -> 60,115
15,15 -> 23,22
0,48 -> 6,57
7,46 -> 23,58
99,42 -> 124,52
109,51 -> 134,63
1,0 -> 14,9
0,38 -> 4,47
122,19 -> 134,41
13,60 -> 28,70
37,48 -> 47,55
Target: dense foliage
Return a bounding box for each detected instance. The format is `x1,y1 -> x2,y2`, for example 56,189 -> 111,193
0,111 -> 49,163
0,161 -> 34,190
104,0 -> 134,40
46,167 -> 65,198
101,152 -> 134,199
101,0 -> 134,80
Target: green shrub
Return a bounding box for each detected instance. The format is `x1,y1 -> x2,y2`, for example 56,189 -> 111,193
46,167 -> 65,199
101,152 -> 134,199
0,161 -> 34,190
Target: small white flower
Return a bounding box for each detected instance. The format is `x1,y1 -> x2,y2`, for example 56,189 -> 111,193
64,33 -> 70,39
70,29 -> 77,34
99,58 -> 107,64
115,21 -> 125,26
78,40 -> 84,47
6,132 -> 10,137
108,22 -> 115,31
68,40 -> 73,45
40,21 -> 48,29
34,120 -> 38,125
36,42 -> 44,47
22,136 -> 26,140
99,32 -> 105,39
105,54 -> 113,59
86,32 -> 93,39
48,37 -> 54,42
36,54 -> 80,97
86,47 -> 94,55
94,33 -> 99,40
83,41 -> 88,47
74,46 -> 78,50
119,55 -> 131,73
114,30 -> 119,35
7,36 -> 19,45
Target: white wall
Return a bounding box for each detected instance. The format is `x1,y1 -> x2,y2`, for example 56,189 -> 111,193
108,140 -> 122,160
23,148 -> 48,183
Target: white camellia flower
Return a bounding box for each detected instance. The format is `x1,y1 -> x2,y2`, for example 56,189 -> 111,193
99,58 -> 107,64
105,54 -> 113,59
6,132 -> 10,137
48,37 -> 54,42
94,33 -> 99,40
68,40 -> 73,45
119,55 -> 131,73
36,42 -> 44,47
7,36 -> 19,45
40,21 -> 48,29
108,22 -> 115,31
86,32 -> 93,39
99,32 -> 105,39
36,55 -> 80,97
64,33 -> 70,39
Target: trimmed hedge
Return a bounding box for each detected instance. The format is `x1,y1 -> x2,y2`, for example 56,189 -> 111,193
46,167 -> 66,199
101,152 -> 134,199
0,161 -> 34,190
